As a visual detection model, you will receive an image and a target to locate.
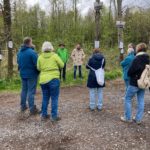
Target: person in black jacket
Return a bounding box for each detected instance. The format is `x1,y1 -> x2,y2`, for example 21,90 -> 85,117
86,48 -> 106,111
121,43 -> 150,124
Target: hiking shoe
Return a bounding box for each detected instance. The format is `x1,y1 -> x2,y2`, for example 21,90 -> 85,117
51,117 -> 61,122
41,115 -> 50,121
120,116 -> 132,123
21,106 -> 28,112
30,106 -> 40,116
133,117 -> 142,125
97,107 -> 103,112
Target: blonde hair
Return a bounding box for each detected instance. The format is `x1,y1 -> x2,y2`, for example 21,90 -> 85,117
136,43 -> 147,53
42,41 -> 54,52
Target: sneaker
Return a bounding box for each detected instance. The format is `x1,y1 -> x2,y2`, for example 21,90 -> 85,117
120,116 -> 132,123
89,107 -> 95,111
41,115 -> 50,121
97,107 -> 103,112
133,117 -> 142,125
21,106 -> 28,112
30,106 -> 40,116
51,117 -> 61,122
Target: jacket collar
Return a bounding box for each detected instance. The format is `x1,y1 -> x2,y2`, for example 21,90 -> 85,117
136,52 -> 146,56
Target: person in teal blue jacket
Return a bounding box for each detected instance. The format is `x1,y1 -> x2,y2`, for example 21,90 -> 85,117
121,47 -> 135,91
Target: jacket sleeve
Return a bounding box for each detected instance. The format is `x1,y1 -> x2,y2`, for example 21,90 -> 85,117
128,58 -> 139,77
31,50 -> 38,67
86,58 -> 92,69
71,49 -> 75,60
55,54 -> 64,69
120,57 -> 130,67
82,50 -> 85,59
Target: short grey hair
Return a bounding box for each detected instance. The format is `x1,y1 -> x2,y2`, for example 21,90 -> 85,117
42,41 -> 54,52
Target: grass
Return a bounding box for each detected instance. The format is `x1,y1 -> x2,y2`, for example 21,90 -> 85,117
0,68 -> 122,92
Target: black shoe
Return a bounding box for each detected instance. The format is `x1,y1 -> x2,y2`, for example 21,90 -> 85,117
51,117 -> 61,122
97,107 -> 103,112
41,115 -> 50,121
21,106 -> 28,112
30,106 -> 40,116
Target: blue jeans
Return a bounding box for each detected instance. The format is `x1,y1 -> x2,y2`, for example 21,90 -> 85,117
124,85 -> 145,121
74,65 -> 82,79
40,79 -> 60,119
21,78 -> 37,112
124,79 -> 129,95
89,88 -> 103,110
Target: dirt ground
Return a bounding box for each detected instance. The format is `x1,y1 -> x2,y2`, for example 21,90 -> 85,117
0,80 -> 150,150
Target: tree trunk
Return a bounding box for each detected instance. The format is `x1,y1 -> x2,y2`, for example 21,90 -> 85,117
3,0 -> 13,78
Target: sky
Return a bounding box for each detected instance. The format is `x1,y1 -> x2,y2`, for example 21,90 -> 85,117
26,0 -> 109,15
26,0 -> 150,15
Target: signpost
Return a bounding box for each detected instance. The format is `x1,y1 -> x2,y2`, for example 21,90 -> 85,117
94,0 -> 103,48
116,20 -> 125,61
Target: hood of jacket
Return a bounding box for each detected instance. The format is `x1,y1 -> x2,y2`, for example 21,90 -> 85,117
41,52 -> 55,59
92,53 -> 104,61
20,45 -> 31,51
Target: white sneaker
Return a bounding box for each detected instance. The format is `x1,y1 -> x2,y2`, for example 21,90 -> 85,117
120,116 -> 132,123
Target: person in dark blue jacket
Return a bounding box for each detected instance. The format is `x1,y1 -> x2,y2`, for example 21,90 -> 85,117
17,37 -> 39,115
86,48 -> 106,111
120,46 -> 135,91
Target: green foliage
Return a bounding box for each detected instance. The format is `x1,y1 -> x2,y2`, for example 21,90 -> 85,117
0,68 -> 122,91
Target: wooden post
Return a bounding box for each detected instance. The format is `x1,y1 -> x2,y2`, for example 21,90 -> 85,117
94,0 -> 103,48
117,0 -> 124,61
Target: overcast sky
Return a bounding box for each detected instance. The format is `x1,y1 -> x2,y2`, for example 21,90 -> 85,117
26,0 -> 110,15
26,0 -> 150,15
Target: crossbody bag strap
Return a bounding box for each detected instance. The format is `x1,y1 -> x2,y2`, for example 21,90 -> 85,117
87,64 -> 96,71
101,58 -> 105,68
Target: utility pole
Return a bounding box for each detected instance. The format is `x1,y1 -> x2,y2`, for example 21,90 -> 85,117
94,0 -> 103,48
116,0 -> 125,61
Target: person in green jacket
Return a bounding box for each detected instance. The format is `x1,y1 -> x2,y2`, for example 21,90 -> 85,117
37,41 -> 64,122
57,43 -> 69,81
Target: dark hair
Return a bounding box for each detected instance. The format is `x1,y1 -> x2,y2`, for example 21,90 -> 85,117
23,37 -> 32,45
59,43 -> 65,47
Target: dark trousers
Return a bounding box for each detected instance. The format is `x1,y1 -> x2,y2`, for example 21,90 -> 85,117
21,77 -> 37,112
60,63 -> 66,80
74,65 -> 82,79
40,79 -> 60,119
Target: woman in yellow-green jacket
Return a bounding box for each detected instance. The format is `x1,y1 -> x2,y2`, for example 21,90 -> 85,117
37,41 -> 64,122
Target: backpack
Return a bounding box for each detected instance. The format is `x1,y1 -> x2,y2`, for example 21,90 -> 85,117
87,59 -> 105,86
137,65 -> 150,89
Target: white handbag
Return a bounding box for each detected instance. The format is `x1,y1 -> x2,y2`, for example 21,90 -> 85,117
87,59 -> 105,86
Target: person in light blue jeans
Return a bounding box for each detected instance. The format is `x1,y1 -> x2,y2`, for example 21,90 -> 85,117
125,86 -> 145,121
86,48 -> 105,111
89,88 -> 103,110
121,43 -> 150,124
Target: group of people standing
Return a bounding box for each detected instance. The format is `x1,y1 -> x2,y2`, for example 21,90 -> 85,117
17,37 -> 149,124
17,37 -> 87,121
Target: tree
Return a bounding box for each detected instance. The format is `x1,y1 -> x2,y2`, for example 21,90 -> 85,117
3,0 -> 13,78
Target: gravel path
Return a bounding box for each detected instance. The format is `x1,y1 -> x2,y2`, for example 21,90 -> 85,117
0,80 -> 150,150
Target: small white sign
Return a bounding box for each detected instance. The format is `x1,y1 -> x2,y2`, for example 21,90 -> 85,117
95,41 -> 100,49
0,54 -> 2,60
120,48 -> 124,54
8,41 -> 13,49
119,41 -> 124,49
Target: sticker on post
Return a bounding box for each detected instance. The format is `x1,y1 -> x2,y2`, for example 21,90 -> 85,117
95,41 -> 100,49
8,41 -> 13,49
0,54 -> 2,60
119,42 -> 124,49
